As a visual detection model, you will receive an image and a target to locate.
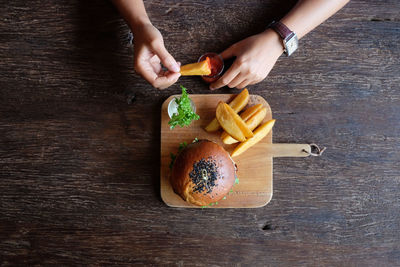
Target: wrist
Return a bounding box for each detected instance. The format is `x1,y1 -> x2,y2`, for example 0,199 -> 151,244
129,16 -> 152,34
261,29 -> 285,56
268,21 -> 299,56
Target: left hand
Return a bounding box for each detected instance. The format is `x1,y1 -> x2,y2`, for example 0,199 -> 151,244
133,23 -> 181,89
210,29 -> 284,90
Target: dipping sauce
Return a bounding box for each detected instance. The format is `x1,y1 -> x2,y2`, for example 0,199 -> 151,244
198,53 -> 224,84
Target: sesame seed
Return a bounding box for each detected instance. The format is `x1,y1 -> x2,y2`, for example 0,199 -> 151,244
189,157 -> 220,194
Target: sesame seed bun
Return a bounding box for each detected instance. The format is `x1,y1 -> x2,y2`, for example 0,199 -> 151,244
171,140 -> 237,206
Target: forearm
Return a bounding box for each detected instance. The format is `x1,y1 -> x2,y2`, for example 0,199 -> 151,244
112,0 -> 151,33
281,0 -> 350,39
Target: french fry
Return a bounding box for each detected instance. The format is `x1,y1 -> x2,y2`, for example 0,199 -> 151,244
222,106 -> 266,144
239,104 -> 263,121
221,104 -> 263,144
231,119 -> 276,157
216,102 -> 246,142
216,102 -> 253,142
180,57 -> 211,76
205,88 -> 249,132
244,107 -> 267,132
224,103 -> 253,138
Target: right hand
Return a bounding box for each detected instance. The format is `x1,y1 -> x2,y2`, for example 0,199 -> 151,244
133,23 -> 180,89
210,29 -> 283,90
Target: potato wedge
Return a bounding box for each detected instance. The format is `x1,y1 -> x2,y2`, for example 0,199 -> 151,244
216,102 -> 246,142
228,88 -> 250,113
238,104 -> 263,122
245,107 -> 267,131
221,132 -> 239,145
205,88 -> 249,132
231,119 -> 276,157
224,103 -> 254,138
180,57 -> 211,76
217,102 -> 253,140
221,104 -> 263,144
222,107 -> 267,144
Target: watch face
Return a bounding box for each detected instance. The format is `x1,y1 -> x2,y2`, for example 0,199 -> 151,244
284,33 -> 298,56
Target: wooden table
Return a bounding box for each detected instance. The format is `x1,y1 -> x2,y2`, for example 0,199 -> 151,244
1,0 -> 399,265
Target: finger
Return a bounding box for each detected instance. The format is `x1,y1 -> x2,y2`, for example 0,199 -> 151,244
149,54 -> 161,64
149,55 -> 162,74
135,62 -> 159,85
209,64 -> 240,90
236,79 -> 251,89
135,61 -> 179,89
227,73 -> 247,88
220,44 -> 236,60
154,72 -> 181,90
249,77 -> 263,85
152,43 -> 180,73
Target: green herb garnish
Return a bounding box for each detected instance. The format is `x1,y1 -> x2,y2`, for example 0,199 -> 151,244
179,141 -> 187,150
169,153 -> 177,170
169,141 -> 190,169
168,86 -> 200,129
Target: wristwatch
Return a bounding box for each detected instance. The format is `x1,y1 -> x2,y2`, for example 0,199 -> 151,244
269,21 -> 298,56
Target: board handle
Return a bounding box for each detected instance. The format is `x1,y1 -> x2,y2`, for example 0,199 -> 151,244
261,143 -> 326,158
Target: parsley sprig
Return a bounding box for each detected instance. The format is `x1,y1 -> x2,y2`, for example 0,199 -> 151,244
168,86 -> 200,129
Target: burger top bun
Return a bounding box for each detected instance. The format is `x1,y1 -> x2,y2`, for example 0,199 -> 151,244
171,140 -> 237,206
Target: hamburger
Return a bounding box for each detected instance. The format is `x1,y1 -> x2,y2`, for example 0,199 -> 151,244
170,139 -> 237,206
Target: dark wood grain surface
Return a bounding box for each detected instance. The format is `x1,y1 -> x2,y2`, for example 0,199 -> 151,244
1,0 -> 399,265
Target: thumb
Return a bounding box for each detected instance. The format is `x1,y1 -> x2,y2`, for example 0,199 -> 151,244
220,44 -> 236,60
153,43 -> 180,73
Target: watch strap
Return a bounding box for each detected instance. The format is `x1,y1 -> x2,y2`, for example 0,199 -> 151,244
270,21 -> 293,40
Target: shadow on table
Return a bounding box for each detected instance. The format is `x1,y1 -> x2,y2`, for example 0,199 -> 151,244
72,1 -> 164,202
74,0 -> 137,100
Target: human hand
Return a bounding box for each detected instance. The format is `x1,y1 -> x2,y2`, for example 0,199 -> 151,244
210,29 -> 284,90
133,23 -> 180,89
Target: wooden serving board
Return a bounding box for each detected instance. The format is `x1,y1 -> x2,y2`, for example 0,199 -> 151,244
160,94 -> 311,208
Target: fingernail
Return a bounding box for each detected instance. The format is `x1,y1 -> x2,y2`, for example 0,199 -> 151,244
171,62 -> 180,72
173,65 -> 180,72
209,86 -> 215,90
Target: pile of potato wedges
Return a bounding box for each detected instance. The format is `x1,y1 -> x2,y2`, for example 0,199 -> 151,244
205,89 -> 275,157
